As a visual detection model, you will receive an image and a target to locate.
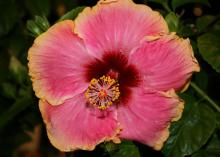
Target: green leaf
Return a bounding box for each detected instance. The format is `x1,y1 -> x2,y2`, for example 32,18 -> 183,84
192,134 -> 220,157
0,82 -> 16,99
216,113 -> 220,130
103,142 -> 118,153
212,20 -> 220,31
165,12 -> 179,32
108,141 -> 140,157
197,31 -> 220,73
34,16 -> 50,31
0,51 -> 10,82
193,148 -> 220,157
206,134 -> 220,152
24,0 -> 50,16
163,94 -> 216,157
58,6 -> 85,21
27,16 -> 50,37
0,1 -> 20,37
172,0 -> 210,10
9,56 -> 27,84
196,15 -> 215,32
27,20 -> 42,37
0,93 -> 32,128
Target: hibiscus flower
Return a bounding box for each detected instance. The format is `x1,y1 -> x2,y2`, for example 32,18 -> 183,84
28,0 -> 200,152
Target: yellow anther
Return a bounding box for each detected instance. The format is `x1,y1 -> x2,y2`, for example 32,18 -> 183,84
85,75 -> 120,110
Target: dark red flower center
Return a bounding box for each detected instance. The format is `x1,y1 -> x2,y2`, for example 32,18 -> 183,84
84,52 -> 140,109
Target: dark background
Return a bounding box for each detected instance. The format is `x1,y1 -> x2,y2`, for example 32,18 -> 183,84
0,0 -> 220,157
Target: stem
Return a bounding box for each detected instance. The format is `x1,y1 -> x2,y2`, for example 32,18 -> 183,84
190,82 -> 220,112
65,152 -> 74,157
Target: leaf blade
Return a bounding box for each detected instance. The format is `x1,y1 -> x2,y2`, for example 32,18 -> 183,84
197,31 -> 220,73
163,94 -> 216,157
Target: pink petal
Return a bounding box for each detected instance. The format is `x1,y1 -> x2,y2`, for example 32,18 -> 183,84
74,0 -> 168,59
117,88 -> 184,150
130,34 -> 200,92
28,20 -> 91,105
39,95 -> 120,151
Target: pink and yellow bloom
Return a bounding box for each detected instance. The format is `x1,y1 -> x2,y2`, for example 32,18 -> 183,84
28,0 -> 200,152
